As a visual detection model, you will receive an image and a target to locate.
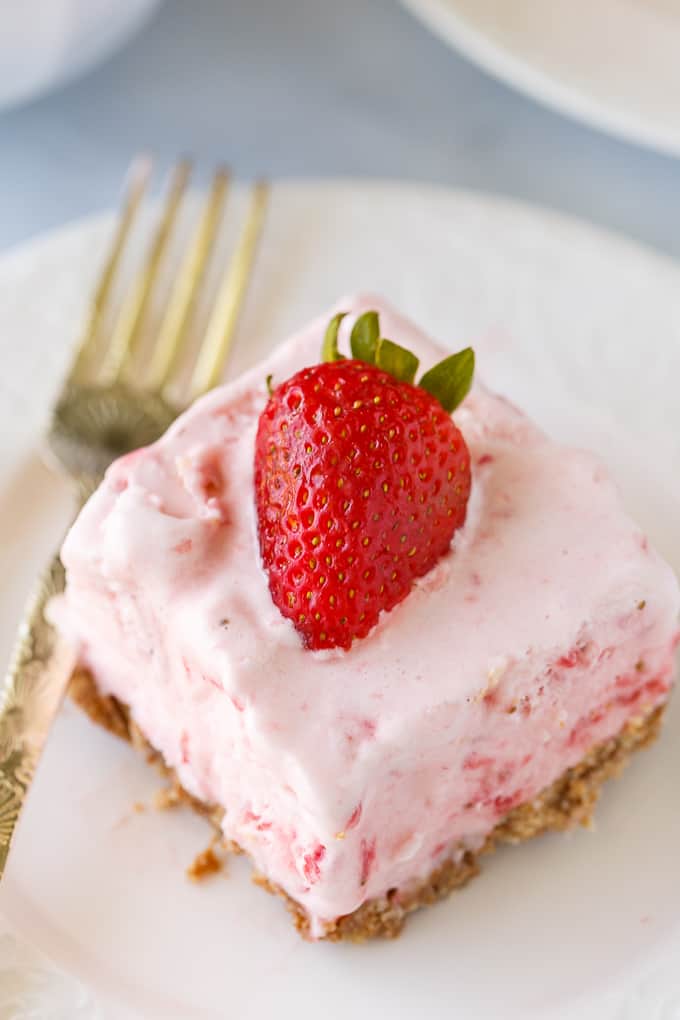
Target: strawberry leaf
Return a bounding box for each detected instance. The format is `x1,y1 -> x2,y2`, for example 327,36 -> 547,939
321,311 -> 475,414
376,338 -> 419,384
350,311 -> 380,364
419,348 -> 474,413
322,312 -> 347,362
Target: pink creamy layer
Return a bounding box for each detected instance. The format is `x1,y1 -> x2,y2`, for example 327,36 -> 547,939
54,295 -> 680,935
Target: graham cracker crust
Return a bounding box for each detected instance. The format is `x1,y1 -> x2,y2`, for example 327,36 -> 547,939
69,667 -> 665,942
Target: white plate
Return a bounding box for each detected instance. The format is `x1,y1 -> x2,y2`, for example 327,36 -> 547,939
0,0 -> 164,111
1,181 -> 680,1020
401,0 -> 680,157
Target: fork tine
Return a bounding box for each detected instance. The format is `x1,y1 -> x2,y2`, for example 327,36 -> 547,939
99,159 -> 192,386
145,167 -> 230,392
188,180 -> 269,400
71,156 -> 152,382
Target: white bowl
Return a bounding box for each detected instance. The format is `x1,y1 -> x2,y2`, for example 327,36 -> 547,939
0,0 -> 164,110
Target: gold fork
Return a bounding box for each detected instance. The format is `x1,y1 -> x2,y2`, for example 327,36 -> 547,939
0,157 -> 269,878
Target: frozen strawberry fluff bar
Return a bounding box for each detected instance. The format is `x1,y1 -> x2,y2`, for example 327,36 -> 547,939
54,295 -> 679,940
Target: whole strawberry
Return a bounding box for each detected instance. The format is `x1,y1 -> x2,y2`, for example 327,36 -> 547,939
254,311 -> 474,651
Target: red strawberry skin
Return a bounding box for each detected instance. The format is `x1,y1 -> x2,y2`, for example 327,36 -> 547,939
254,360 -> 471,651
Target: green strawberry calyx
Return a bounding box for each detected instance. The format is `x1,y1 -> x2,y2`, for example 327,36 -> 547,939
321,310 -> 474,414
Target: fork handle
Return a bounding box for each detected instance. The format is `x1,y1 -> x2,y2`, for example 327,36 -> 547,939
0,554 -> 76,879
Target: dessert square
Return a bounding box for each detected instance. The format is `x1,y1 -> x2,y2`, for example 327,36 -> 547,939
54,295 -> 679,939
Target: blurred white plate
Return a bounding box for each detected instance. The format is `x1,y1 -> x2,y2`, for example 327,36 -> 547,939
0,0 -> 163,110
401,0 -> 680,157
1,181 -> 680,1019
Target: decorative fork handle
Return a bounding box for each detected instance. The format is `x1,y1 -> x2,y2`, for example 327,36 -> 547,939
0,554 -> 76,878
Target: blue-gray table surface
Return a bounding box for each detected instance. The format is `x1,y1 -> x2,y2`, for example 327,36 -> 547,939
0,0 -> 678,259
